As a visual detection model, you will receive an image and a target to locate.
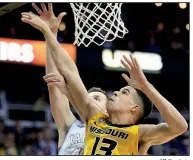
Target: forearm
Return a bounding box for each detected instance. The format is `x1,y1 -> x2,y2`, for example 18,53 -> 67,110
66,91 -> 87,122
45,31 -> 84,119
43,28 -> 90,120
43,27 -> 79,77
45,32 -> 59,74
142,83 -> 187,133
48,87 -> 76,131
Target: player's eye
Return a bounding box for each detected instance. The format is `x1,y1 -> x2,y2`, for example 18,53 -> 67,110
94,97 -> 100,101
122,90 -> 127,95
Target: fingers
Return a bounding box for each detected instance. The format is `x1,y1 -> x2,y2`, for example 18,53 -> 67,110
21,12 -> 36,18
47,80 -> 59,85
21,18 -> 31,24
32,3 -> 43,15
21,12 -> 38,24
123,55 -> 133,68
21,12 -> 31,17
43,73 -> 60,79
130,54 -> 140,68
21,14 -> 30,19
44,76 -> 61,83
134,57 -> 140,68
21,12 -> 37,22
57,12 -> 67,23
122,54 -> 140,69
121,73 -> 131,85
122,73 -> 130,81
43,73 -> 63,83
48,3 -> 53,12
21,12 -> 32,24
41,3 -> 47,12
129,54 -> 137,68
121,59 -> 131,72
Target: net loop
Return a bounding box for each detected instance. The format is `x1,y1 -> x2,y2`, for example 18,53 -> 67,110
70,3 -> 128,47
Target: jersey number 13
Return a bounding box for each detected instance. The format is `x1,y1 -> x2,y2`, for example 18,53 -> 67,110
91,137 -> 117,155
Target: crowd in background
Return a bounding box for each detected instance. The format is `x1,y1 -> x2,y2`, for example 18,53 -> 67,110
0,90 -> 190,155
0,118 -> 190,156
0,120 -> 58,155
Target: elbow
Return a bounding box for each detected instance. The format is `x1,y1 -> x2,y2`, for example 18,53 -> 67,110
179,121 -> 188,134
174,121 -> 188,135
168,119 -> 188,137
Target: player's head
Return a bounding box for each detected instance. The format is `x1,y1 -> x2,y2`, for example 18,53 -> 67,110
88,87 -> 109,113
107,86 -> 153,124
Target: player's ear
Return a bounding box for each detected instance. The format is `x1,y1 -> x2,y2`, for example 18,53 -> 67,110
131,105 -> 140,112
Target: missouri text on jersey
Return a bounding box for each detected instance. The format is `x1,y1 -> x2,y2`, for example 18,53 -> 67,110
90,126 -> 129,139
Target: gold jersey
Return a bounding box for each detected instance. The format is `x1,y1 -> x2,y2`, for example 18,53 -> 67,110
84,112 -> 139,155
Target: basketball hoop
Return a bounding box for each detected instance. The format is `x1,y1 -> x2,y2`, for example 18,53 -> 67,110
70,3 -> 128,47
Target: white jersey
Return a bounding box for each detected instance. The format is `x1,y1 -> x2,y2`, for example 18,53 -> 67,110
58,120 -> 85,155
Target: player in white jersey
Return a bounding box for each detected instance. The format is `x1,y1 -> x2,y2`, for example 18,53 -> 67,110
31,3 -> 85,155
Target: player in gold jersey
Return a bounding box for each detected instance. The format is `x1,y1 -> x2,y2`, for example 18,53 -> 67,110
21,10 -> 188,155
85,112 -> 139,155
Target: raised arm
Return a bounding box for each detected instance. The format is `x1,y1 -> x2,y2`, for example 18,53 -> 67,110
31,3 -> 77,147
21,10 -> 98,120
138,83 -> 188,145
43,73 -> 87,122
121,54 -> 188,146
32,3 -> 86,122
43,29 -> 92,120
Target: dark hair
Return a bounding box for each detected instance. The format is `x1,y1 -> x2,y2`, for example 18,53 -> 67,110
135,88 -> 153,120
88,87 -> 109,100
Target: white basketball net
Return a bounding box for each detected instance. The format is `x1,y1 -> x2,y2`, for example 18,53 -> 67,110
70,3 -> 128,47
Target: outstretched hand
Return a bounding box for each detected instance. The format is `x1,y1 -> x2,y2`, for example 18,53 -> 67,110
32,3 -> 66,34
121,54 -> 149,91
21,12 -> 48,32
43,73 -> 68,95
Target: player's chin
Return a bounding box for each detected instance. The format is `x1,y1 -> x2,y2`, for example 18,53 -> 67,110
107,100 -> 113,108
106,102 -> 115,113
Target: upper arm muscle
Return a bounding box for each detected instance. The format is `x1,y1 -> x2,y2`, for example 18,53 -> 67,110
64,88 -> 87,122
139,123 -> 180,145
64,72 -> 100,120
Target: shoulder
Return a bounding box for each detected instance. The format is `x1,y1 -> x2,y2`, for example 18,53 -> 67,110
138,124 -> 157,140
69,120 -> 85,129
87,112 -> 108,123
75,119 -> 85,126
138,124 -> 156,145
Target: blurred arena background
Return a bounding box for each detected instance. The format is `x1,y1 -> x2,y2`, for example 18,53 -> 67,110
0,3 -> 189,155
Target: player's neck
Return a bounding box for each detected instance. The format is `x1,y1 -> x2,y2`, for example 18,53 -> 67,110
109,112 -> 134,125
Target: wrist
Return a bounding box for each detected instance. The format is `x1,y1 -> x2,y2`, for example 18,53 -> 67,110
140,82 -> 153,93
42,25 -> 50,35
52,31 -> 58,38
